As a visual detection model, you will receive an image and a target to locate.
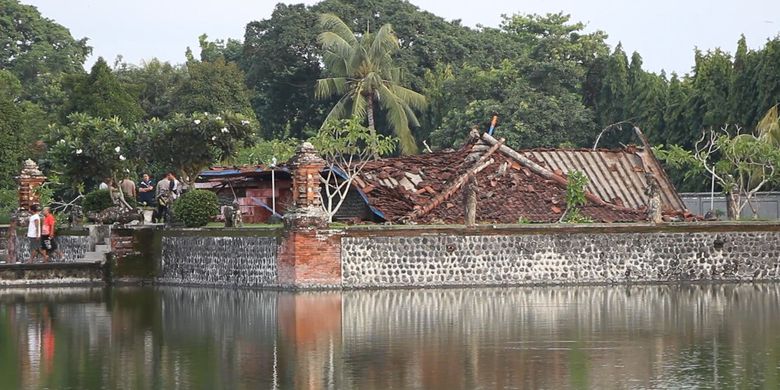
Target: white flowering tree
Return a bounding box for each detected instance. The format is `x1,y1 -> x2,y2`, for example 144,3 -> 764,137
48,113 -> 139,190
142,111 -> 256,186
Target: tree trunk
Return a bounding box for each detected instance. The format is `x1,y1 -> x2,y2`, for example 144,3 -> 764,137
726,191 -> 739,220
464,175 -> 477,227
366,96 -> 376,134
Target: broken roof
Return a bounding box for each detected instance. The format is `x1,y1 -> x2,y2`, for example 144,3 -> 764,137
352,131 -> 685,224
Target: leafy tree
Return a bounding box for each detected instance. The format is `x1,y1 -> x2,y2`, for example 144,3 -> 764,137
0,97 -> 27,188
174,56 -> 256,120
144,112 -> 256,185
47,114 -> 139,190
0,0 -> 90,108
729,35 -> 758,126
241,3 -> 325,140
114,59 -> 186,119
228,139 -> 299,166
597,44 -> 630,127
310,118 -> 396,222
62,58 -> 145,123
196,34 -> 243,63
656,127 -> 780,219
686,49 -> 732,133
315,13 -> 427,154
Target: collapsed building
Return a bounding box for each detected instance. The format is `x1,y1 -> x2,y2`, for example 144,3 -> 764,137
196,131 -> 691,224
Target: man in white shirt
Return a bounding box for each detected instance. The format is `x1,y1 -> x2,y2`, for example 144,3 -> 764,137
155,171 -> 181,223
27,204 -> 45,263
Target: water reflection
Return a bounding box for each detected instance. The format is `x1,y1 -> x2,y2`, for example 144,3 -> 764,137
2,284 -> 780,389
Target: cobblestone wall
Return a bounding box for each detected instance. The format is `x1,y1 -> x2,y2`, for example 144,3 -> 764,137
341,230 -> 780,287
14,234 -> 92,263
159,235 -> 278,287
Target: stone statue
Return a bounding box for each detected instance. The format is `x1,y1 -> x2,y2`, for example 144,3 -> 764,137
644,173 -> 662,223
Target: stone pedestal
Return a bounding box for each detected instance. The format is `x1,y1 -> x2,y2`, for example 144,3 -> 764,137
277,142 -> 341,287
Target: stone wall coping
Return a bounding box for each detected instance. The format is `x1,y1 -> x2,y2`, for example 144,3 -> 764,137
343,221 -> 780,237
161,227 -> 283,238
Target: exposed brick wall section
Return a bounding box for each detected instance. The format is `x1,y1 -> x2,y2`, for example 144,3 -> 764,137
110,230 -> 136,260
277,229 -> 342,287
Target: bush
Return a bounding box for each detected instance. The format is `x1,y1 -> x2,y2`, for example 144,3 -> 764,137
82,189 -> 137,213
172,190 -> 219,227
82,190 -> 113,213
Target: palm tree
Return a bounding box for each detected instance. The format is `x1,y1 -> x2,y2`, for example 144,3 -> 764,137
757,104 -> 780,146
315,14 -> 427,154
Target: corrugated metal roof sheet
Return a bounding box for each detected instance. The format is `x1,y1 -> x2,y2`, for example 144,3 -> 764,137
526,148 -> 685,212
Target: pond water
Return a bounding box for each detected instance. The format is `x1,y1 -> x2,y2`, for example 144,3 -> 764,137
2,284 -> 780,389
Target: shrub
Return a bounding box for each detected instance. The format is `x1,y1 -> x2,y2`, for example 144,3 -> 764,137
82,190 -> 113,213
172,189 -> 219,227
82,189 -> 137,213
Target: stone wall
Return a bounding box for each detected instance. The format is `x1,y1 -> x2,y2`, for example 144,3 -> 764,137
341,224 -> 780,288
158,231 -> 279,287
13,230 -> 92,263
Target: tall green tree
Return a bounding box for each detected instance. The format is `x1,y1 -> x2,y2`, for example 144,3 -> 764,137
597,44 -> 630,127
62,57 -> 145,123
241,3 -> 325,140
315,13 -> 427,154
729,35 -> 757,126
0,0 -> 90,113
174,55 -> 255,120
114,59 -> 186,120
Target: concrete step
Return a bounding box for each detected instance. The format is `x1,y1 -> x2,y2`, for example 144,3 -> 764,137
81,253 -> 107,262
94,244 -> 110,253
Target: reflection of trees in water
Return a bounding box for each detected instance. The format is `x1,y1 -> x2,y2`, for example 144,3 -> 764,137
3,285 -> 780,389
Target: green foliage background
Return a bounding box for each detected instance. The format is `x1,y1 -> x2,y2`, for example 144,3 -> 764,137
2,0 -> 780,217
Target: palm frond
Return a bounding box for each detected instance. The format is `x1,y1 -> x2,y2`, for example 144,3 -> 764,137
757,104 -> 780,146
315,78 -> 348,100
321,94 -> 353,127
377,83 -> 418,154
389,84 -> 428,111
319,14 -> 357,46
369,24 -> 400,65
319,32 -> 355,76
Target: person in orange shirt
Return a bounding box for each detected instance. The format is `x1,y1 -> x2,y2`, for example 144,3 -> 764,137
41,207 -> 62,262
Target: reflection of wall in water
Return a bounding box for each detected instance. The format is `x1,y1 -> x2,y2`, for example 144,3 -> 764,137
338,285 -> 780,389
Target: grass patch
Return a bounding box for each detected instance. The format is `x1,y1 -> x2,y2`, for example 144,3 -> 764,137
205,222 -> 283,229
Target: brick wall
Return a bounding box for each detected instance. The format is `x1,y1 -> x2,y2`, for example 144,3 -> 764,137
277,229 -> 342,288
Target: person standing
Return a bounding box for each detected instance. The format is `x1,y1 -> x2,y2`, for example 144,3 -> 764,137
41,207 -> 62,262
27,205 -> 44,263
98,177 -> 112,191
138,173 -> 155,207
155,172 -> 181,223
119,174 -> 137,199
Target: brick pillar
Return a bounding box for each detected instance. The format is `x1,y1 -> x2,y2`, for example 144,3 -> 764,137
277,142 -> 342,287
16,159 -> 46,213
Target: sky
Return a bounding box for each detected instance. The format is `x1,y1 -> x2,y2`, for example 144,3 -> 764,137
21,0 -> 780,75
